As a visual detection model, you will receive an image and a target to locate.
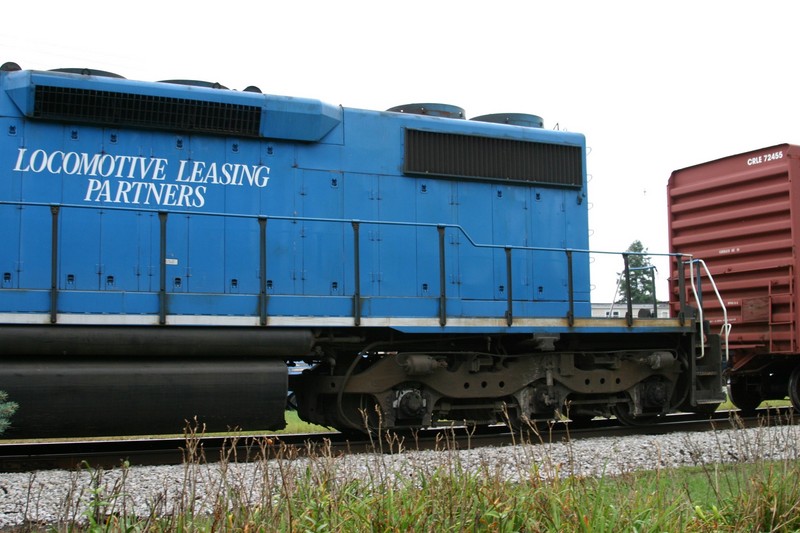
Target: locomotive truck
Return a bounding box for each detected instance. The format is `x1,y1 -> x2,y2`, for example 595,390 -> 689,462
0,62 -> 725,438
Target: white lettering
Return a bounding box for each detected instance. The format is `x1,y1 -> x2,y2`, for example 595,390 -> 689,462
12,147 -> 268,209
78,153 -> 101,175
747,150 -> 783,167
13,148 -> 28,171
46,151 -> 64,174
189,161 -> 206,183
151,158 -> 168,180
136,157 -> 156,180
221,163 -> 235,185
62,152 -> 82,175
29,149 -> 48,172
202,162 -> 219,185
84,178 -> 103,201
113,155 -> 132,178
254,165 -> 270,187
114,181 -> 134,203
175,159 -> 190,182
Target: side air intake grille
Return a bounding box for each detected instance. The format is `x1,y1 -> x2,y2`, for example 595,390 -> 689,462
33,85 -> 262,137
404,129 -> 582,187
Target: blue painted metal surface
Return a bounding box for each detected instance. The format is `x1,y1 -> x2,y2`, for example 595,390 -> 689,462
0,66 -> 598,333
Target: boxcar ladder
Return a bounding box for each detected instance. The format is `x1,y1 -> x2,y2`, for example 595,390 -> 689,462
768,265 -> 795,354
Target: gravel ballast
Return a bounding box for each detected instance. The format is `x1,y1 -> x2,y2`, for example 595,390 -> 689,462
1,423 -> 799,528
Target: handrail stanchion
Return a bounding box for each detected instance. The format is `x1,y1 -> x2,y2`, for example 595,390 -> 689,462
158,211 -> 167,326
352,221 -> 361,327
622,253 -> 633,326
650,265 -> 657,318
505,247 -> 513,326
438,226 -> 447,327
677,255 -> 687,326
566,250 -> 575,326
258,216 -> 268,326
49,205 -> 60,324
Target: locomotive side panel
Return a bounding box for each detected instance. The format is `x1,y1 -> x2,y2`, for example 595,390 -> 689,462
0,69 -> 592,329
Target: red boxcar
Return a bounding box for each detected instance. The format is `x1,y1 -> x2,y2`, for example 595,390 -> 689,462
668,143 -> 800,411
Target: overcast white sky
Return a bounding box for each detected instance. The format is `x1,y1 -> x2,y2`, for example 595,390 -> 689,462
4,1 -> 798,301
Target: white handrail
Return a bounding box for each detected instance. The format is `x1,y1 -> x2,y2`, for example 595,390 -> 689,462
687,258 -> 730,362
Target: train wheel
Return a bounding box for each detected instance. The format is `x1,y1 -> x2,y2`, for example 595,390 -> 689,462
788,367 -> 800,412
611,403 -> 657,426
727,379 -> 762,413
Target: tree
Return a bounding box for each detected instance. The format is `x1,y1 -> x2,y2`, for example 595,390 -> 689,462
0,391 -> 17,435
615,240 -> 656,304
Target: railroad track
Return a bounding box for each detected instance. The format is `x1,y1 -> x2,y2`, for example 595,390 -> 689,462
0,408 -> 792,473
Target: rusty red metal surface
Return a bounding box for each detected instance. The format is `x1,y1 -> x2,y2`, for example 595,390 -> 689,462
668,144 -> 800,361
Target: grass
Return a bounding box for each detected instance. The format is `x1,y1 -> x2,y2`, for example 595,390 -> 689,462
277,410 -> 332,434
717,398 -> 791,411
1,412 -> 331,444
12,414 -> 800,532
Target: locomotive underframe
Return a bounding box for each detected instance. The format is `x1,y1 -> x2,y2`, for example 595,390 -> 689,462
0,323 -> 722,437
292,330 -> 707,432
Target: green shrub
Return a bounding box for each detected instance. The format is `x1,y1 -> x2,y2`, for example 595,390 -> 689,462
0,390 -> 17,435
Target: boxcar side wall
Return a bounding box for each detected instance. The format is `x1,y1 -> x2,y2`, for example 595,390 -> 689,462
668,144 -> 800,408
668,144 -> 800,357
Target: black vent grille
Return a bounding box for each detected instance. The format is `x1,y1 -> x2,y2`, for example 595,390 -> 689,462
404,129 -> 582,187
33,85 -> 262,137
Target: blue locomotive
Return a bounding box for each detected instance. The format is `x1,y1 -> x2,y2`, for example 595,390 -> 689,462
0,62 -> 724,437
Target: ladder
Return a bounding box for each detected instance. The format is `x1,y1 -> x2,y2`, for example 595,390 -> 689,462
687,259 -> 729,408
768,265 -> 795,354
